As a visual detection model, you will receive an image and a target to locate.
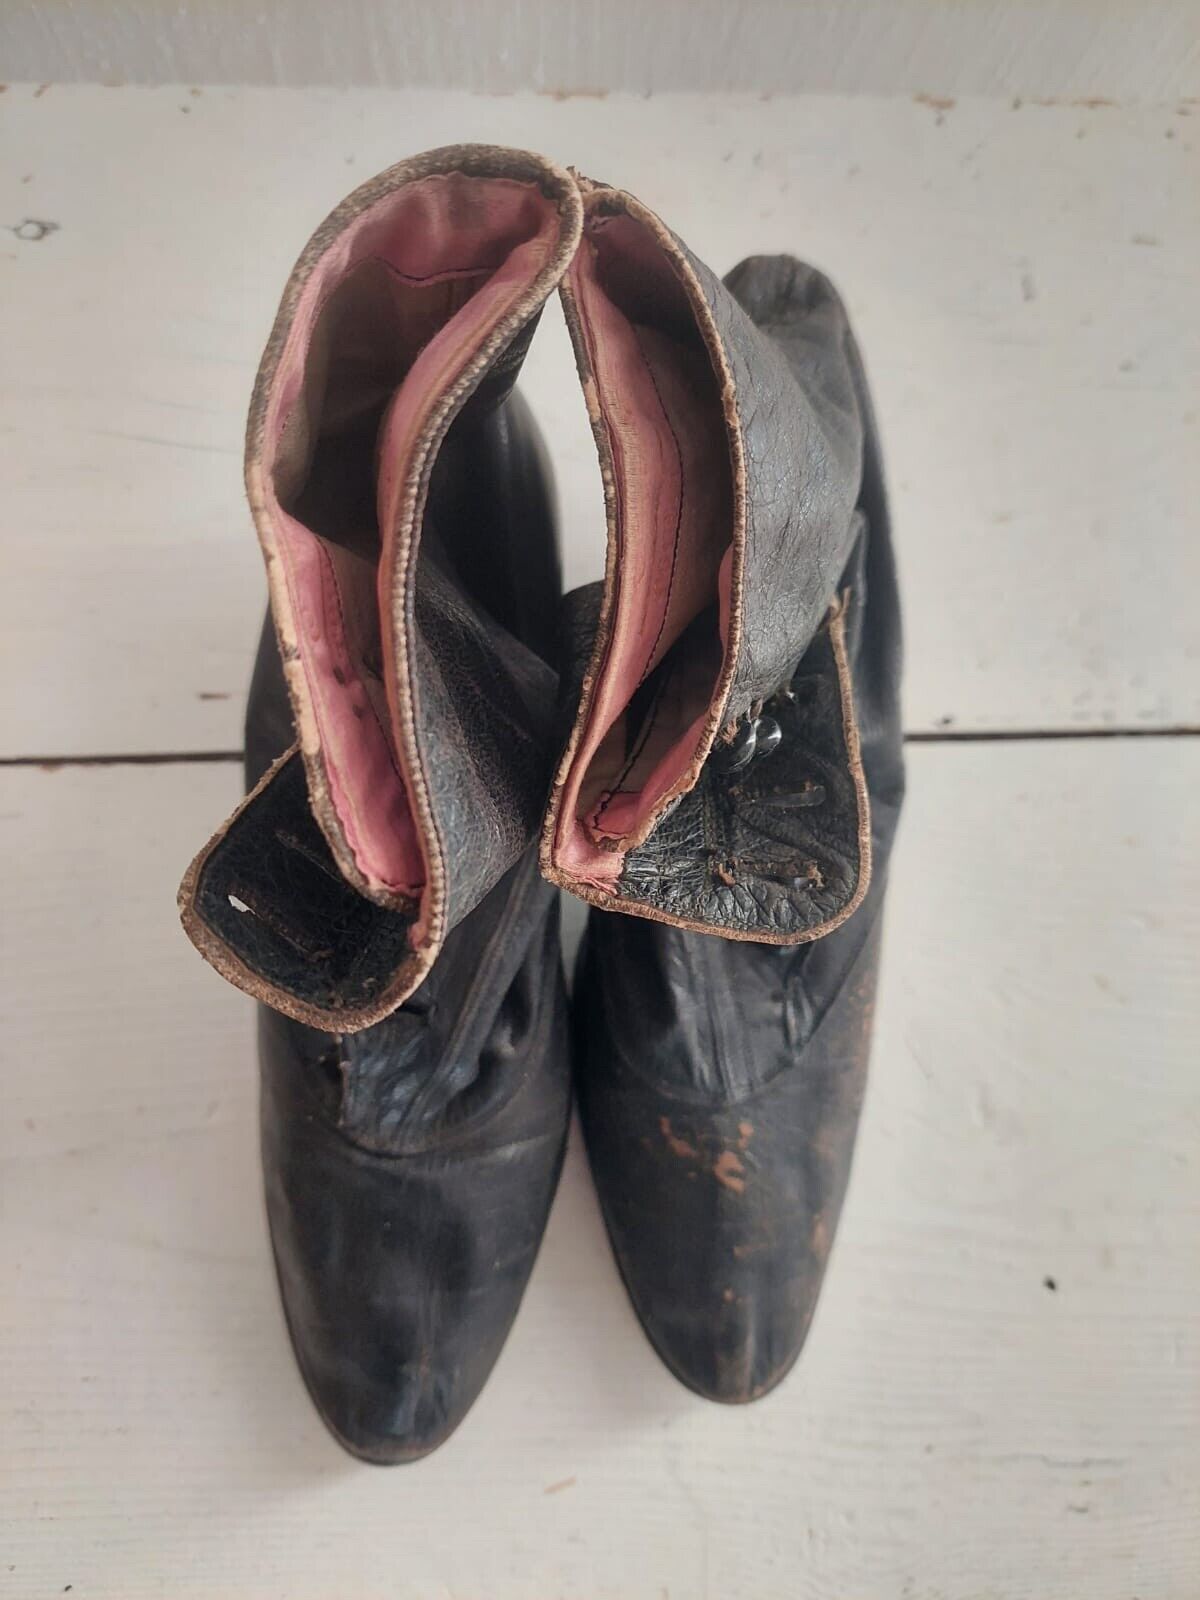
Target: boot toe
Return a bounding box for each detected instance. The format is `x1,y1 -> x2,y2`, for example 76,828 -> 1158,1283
581,1076 -> 838,1403
289,1340 -> 466,1465
280,1299 -> 489,1464
576,922 -> 879,1403
622,1272 -> 813,1406
260,1001 -> 569,1461
267,1126 -> 566,1462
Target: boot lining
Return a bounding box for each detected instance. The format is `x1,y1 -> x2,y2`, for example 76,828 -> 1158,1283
559,210 -> 734,880
259,174 -> 562,901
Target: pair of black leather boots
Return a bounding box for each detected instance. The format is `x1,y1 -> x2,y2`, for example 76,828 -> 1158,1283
179,145 -> 903,1463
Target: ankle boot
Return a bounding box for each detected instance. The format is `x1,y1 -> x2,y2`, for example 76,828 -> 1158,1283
541,183 -> 904,1401
179,147 -> 583,1460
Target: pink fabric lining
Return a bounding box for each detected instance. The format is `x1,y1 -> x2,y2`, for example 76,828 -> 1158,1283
555,217 -> 733,884
274,513 -> 423,892
259,175 -> 561,899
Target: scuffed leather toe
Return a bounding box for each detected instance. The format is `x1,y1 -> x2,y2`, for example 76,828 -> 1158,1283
575,914 -> 881,1404
260,974 -> 569,1462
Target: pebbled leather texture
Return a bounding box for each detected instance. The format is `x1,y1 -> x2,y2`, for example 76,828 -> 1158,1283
571,251 -> 905,1402
559,558 -> 868,939
543,194 -> 872,941
243,386 -> 573,1460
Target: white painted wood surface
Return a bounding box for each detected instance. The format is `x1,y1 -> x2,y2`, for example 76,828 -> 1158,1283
2,86 -> 1198,755
2,82 -> 1198,1598
1,744 -> 1197,1598
4,0 -> 1199,101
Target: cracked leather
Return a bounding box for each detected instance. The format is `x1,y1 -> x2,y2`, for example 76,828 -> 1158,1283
571,252 -> 905,1402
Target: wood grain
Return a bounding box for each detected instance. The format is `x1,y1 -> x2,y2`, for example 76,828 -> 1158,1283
1,86 -> 1197,754
2,1 -> 1198,100
1,744 -> 1196,1598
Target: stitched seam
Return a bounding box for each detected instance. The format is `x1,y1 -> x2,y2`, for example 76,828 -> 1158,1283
588,671 -> 669,836
384,233 -> 573,948
405,855 -> 540,1124
321,552 -> 407,790
591,324 -> 689,835
702,770 -> 718,864
376,260 -> 497,287
729,857 -> 826,880
629,323 -> 688,689
635,598 -> 866,934
274,253 -> 497,446
270,243 -> 511,900
273,827 -> 346,884
566,277 -> 631,828
221,881 -> 334,964
316,545 -> 421,895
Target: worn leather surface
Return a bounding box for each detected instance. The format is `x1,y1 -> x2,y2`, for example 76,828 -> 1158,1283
563,559 -> 867,938
181,145 -> 582,1029
244,382 -> 571,1463
258,858 -> 569,1464
183,387 -> 562,1028
697,253 -> 866,715
192,746 -> 416,1015
409,381 -> 564,936
573,253 -> 904,1401
545,205 -> 871,940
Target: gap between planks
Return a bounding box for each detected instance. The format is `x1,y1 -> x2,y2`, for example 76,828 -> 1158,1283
1,725 -> 1199,771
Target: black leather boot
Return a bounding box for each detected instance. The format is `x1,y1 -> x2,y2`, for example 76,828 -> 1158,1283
541,183 -> 904,1401
179,147 -> 582,1460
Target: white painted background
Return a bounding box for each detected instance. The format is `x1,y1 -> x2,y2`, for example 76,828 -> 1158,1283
3,0 -> 1200,100
3,87 -> 1197,755
1,77 -> 1197,1600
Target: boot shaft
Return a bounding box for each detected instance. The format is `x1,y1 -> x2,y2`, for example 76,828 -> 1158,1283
541,181 -> 895,943
179,147 -> 582,1031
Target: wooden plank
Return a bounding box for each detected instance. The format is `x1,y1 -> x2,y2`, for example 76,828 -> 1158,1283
1,86 -> 1197,756
3,0 -> 1198,101
1,741 -> 1196,1597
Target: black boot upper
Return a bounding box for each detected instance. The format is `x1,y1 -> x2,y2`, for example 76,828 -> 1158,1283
558,235 -> 904,1401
